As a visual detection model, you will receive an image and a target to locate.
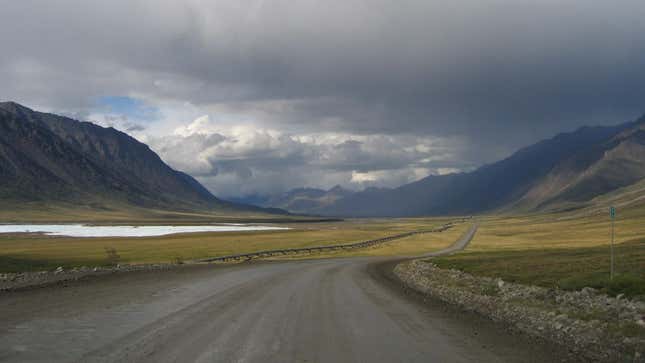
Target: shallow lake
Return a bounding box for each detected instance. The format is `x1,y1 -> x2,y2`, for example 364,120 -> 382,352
0,224 -> 288,238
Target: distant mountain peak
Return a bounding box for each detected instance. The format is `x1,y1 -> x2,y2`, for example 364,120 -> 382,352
0,101 -> 34,115
0,100 -> 26,107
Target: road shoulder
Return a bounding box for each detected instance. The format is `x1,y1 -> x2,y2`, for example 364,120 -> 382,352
388,223 -> 644,362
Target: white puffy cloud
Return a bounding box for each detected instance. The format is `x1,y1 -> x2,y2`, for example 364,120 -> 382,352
143,115 -> 466,197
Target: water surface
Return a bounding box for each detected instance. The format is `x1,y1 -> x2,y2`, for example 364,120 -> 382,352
0,224 -> 288,238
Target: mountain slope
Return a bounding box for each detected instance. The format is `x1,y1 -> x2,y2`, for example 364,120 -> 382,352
0,101 -> 271,213
512,117 -> 645,211
316,117 -> 643,217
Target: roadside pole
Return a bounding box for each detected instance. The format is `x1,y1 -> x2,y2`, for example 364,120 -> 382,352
610,206 -> 615,280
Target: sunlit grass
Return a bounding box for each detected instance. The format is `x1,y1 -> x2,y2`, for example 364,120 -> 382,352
0,217 -> 457,272
272,221 -> 470,260
433,207 -> 645,299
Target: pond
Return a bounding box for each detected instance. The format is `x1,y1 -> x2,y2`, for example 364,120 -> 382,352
0,224 -> 289,238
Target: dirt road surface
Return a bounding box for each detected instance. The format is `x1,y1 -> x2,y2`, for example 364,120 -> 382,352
0,225 -> 568,362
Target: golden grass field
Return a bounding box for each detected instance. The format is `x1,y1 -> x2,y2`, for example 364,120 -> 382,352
2,197 -> 644,300
0,217 -> 462,272
270,221 -> 470,260
433,205 -> 645,298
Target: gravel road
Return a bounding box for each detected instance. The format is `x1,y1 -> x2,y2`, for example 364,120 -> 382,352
0,224 -> 567,362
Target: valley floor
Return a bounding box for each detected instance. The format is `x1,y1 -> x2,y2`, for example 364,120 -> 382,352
1,202 -> 644,299
1,209 -> 644,361
0,218 -> 464,273
434,209 -> 645,300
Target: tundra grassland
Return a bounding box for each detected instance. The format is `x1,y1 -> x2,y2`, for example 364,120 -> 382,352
0,201 -> 325,224
433,206 -> 645,299
0,217 -> 460,273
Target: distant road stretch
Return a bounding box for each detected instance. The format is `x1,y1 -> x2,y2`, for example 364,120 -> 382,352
196,221 -> 460,263
0,222 -> 563,362
416,221 -> 479,258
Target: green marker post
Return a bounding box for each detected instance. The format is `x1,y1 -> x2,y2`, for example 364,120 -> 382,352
609,206 -> 615,280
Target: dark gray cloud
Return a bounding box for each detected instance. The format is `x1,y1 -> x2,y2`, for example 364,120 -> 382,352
2,0 -> 645,196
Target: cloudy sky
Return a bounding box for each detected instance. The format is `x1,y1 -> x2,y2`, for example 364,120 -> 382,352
2,0 -> 645,198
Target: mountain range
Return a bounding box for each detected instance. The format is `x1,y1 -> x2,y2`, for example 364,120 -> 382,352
3,101 -> 644,218
258,115 -> 645,217
0,101 -> 280,215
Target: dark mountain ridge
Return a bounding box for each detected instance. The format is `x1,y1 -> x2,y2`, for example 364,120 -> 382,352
5,101 -> 642,218
511,116 -> 645,211
315,116 -> 645,217
0,101 -> 276,214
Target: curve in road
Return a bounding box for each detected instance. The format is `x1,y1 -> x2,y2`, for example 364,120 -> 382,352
415,221 -> 479,258
0,222 -> 567,362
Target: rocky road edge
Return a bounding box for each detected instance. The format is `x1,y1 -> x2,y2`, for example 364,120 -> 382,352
394,259 -> 645,362
0,263 -> 182,292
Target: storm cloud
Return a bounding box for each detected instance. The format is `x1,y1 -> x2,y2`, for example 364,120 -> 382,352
145,116 -> 463,196
2,0 -> 645,197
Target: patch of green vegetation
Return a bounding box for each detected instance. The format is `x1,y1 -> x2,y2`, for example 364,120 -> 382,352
607,321 -> 645,339
559,273 -> 645,298
0,255 -> 107,273
567,307 -> 607,322
434,240 -> 645,300
0,256 -> 62,273
480,281 -> 500,296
